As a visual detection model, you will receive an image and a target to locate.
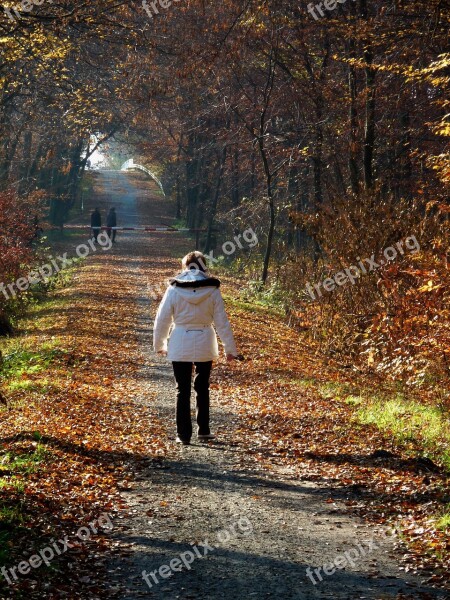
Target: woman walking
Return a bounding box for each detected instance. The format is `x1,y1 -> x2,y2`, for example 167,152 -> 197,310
153,251 -> 238,445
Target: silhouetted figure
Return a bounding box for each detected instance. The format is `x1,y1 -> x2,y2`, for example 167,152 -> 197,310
91,208 -> 102,242
106,207 -> 117,243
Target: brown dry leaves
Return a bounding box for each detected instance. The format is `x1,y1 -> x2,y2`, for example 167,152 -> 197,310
212,282 -> 449,589
0,251 -> 170,597
0,210 -> 448,595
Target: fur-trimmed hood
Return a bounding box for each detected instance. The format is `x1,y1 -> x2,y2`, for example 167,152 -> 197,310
170,270 -> 221,289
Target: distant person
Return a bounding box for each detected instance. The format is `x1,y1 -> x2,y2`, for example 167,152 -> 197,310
91,208 -> 102,242
106,207 -> 117,243
153,251 -> 238,445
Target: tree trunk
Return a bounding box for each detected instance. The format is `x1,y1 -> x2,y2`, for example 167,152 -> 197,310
67,139 -> 85,208
361,0 -> 376,190
176,171 -> 182,220
175,144 -> 183,219
313,99 -> 324,206
364,49 -> 376,190
0,312 -> 14,336
18,131 -> 33,194
348,37 -> 359,194
194,154 -> 208,233
186,159 -> 200,229
262,190 -> 276,285
231,147 -> 240,207
258,138 -> 276,285
204,146 -> 227,253
185,134 -> 200,229
399,109 -> 412,199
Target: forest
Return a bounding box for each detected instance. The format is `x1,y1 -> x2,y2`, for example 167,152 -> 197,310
1,0 -> 448,381
0,1 -> 449,598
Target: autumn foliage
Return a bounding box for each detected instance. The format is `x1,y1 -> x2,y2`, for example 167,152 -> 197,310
286,194 -> 450,389
0,190 -> 42,325
0,169 -> 448,598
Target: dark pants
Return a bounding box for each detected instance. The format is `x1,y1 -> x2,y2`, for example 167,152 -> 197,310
107,228 -> 117,242
172,361 -> 213,441
92,228 -> 101,242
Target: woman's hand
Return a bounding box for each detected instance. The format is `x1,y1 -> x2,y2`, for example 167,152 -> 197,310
158,350 -> 168,356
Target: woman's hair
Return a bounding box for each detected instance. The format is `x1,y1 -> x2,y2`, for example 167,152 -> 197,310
182,251 -> 207,272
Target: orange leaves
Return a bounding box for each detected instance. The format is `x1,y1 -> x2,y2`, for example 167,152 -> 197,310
210,281 -> 450,581
0,190 -> 42,307
0,215 -> 177,596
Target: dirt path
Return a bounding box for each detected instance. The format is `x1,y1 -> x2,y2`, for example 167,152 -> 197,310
81,171 -> 445,600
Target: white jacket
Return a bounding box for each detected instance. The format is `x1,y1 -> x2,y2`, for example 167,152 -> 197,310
153,270 -> 238,362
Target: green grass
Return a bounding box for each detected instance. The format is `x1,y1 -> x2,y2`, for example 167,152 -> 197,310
0,478 -> 25,493
300,376 -> 450,471
0,263 -> 71,585
436,509 -> 450,531
0,445 -> 50,567
237,280 -> 288,312
1,342 -> 66,378
344,395 -> 363,406
0,279 -> 71,417
26,259 -> 81,297
280,376 -> 319,389
316,380 -> 360,401
0,443 -> 49,475
0,443 -> 49,512
5,265 -> 74,333
357,396 -> 450,470
290,374 -> 450,472
0,442 -> 50,565
45,229 -> 83,242
24,295 -> 70,323
6,378 -> 53,393
224,294 -> 283,317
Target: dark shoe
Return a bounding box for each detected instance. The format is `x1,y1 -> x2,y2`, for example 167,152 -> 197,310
198,433 -> 215,441
176,436 -> 190,445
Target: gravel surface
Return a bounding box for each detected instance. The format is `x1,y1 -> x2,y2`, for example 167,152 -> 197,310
107,352 -> 447,600
92,171 -> 446,600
